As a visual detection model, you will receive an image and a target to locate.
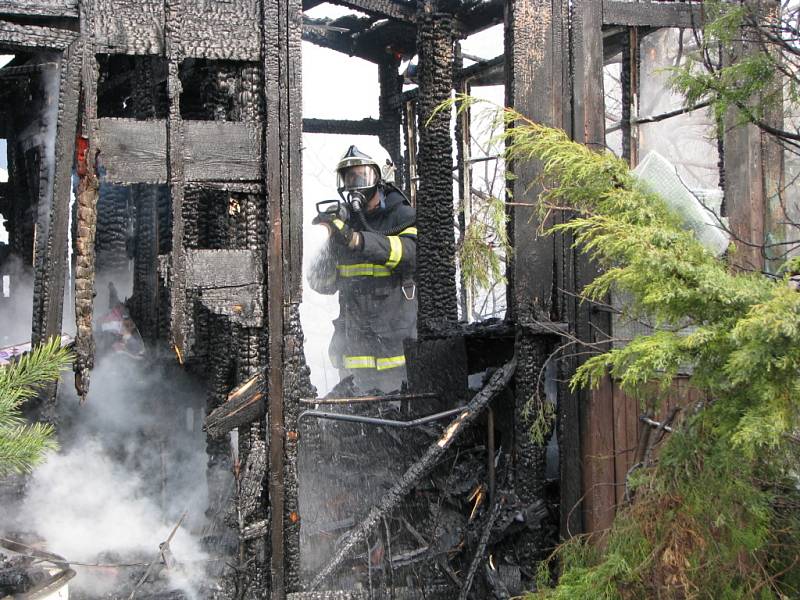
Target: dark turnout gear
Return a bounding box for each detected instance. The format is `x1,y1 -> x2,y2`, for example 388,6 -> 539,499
310,187 -> 417,392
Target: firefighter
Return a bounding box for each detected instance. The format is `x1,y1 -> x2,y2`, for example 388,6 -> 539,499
309,144 -> 417,393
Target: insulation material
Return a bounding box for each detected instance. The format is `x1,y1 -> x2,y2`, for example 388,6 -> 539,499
633,151 -> 729,256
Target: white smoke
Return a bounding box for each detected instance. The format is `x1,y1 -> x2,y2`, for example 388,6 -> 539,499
5,355 -> 219,598
0,254 -> 34,347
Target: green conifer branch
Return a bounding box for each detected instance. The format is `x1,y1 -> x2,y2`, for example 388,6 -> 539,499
0,337 -> 71,476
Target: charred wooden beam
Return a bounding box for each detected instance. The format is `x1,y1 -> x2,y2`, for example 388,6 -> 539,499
326,0 -> 415,23
505,0 -> 580,544
0,20 -> 77,51
456,0 -> 504,36
415,12 -> 458,336
573,0 -> 614,534
167,0 -> 188,358
95,119 -> 261,184
302,117 -> 383,136
206,374 -> 265,438
378,57 -> 404,186
302,19 -> 377,62
602,0 -> 704,29
308,359 -> 516,591
130,185 -> 160,342
73,147 -> 99,402
0,1 -> 79,19
95,184 -> 130,275
456,53 -> 503,85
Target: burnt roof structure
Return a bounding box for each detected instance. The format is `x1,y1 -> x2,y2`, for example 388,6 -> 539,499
0,0 -> 780,598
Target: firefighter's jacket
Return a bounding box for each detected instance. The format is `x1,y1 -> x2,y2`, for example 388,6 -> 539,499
309,189 -> 417,381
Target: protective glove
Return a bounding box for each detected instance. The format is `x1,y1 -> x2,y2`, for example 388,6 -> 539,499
312,208 -> 362,250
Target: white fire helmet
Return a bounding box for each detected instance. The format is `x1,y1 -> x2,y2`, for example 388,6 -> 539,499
335,144 -> 396,194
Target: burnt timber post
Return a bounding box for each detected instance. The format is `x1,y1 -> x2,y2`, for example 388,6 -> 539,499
27,39 -> 81,351
263,0 -> 308,592
415,8 -> 458,336
572,0 -> 613,534
378,56 -> 404,187
504,0 -> 568,559
722,0 -> 782,273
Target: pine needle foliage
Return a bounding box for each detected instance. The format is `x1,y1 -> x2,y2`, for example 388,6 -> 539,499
0,337 -> 71,476
458,194 -> 510,298
436,95 -> 800,599
670,0 -> 800,146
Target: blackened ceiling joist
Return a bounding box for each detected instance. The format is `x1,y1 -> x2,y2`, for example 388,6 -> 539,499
326,0 -> 415,23
602,0 -> 704,29
454,0 -> 503,36
302,117 -> 383,136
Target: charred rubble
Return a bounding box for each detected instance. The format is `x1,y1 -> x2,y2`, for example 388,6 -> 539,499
0,0 -> 731,598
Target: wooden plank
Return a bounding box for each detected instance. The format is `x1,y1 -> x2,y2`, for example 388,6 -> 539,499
582,375 -> 616,533
205,373 -> 266,439
166,0 -> 187,357
183,121 -> 260,182
0,20 -> 77,50
504,0 -> 562,323
573,0 -> 614,535
96,118 -> 167,184
264,0 -> 286,592
96,120 -> 260,183
602,0 -> 704,29
185,249 -> 263,289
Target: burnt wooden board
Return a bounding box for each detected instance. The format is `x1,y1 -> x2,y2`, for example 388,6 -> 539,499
197,286 -> 263,327
581,376 -> 616,533
302,118 -> 383,136
326,0 -> 415,23
185,249 -> 263,289
96,119 -> 260,183
602,0 -> 704,28
0,1 -> 78,18
96,118 -> 167,183
0,20 -> 77,50
205,373 -> 266,438
183,121 -> 260,182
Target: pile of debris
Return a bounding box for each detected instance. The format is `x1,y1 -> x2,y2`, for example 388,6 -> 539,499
298,360 -> 559,598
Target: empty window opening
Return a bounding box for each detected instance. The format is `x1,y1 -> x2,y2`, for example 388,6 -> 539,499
97,54 -> 169,119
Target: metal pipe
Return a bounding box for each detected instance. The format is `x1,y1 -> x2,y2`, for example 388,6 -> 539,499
299,392 -> 437,405
298,406 -> 464,428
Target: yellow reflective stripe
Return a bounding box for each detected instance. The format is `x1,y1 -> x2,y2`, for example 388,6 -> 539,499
386,236 -> 402,270
376,355 -> 406,371
398,227 -> 417,237
336,263 -> 392,278
343,355 -> 376,369
332,219 -> 345,230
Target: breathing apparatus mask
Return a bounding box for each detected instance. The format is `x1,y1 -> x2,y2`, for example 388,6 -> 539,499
335,144 -> 396,214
